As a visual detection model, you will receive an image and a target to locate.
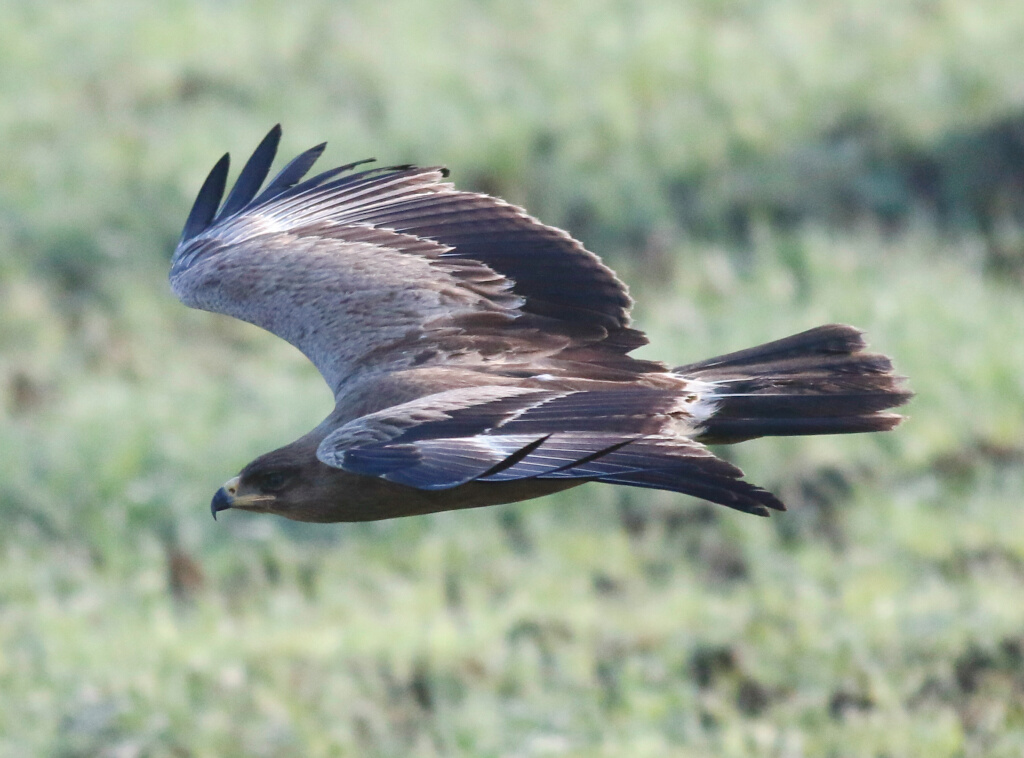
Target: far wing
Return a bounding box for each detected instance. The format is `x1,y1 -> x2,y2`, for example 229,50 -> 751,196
317,386 -> 784,516
171,126 -> 647,395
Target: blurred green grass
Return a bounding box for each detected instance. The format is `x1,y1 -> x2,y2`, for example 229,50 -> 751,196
2,1 -> 1024,756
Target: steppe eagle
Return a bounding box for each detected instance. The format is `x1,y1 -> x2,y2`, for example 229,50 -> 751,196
170,126 -> 910,522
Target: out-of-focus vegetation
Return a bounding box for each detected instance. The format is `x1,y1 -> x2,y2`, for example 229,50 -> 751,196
2,1 -> 1024,755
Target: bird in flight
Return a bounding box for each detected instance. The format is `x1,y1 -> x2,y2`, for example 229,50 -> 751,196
171,126 -> 910,523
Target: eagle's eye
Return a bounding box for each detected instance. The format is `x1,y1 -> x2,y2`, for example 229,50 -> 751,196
253,468 -> 296,494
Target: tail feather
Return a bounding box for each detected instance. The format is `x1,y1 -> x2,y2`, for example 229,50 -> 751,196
709,391 -> 902,419
676,324 -> 869,373
681,325 -> 912,444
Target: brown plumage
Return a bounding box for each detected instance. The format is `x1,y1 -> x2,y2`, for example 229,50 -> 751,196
170,126 -> 911,522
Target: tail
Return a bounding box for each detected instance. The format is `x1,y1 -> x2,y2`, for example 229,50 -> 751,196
676,325 -> 912,445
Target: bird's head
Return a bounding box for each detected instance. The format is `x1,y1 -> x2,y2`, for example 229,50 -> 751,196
208,439 -> 439,522
210,444 -> 331,522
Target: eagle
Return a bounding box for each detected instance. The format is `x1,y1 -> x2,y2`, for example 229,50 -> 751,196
170,126 -> 910,523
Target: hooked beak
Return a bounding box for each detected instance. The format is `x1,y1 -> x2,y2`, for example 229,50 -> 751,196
210,476 -> 239,520
210,475 -> 276,519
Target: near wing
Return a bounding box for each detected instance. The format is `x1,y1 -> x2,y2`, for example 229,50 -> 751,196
317,386 -> 785,516
170,125 -> 648,395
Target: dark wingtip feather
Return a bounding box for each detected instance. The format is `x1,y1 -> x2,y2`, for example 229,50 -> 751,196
251,141 -> 328,206
279,157 -> 378,200
216,125 -> 282,221
596,465 -> 787,516
179,152 -> 230,243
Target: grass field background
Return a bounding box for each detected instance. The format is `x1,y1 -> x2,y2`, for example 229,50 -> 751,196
2,1 -> 1024,755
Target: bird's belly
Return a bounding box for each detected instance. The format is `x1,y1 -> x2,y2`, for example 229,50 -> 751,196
290,475 -> 582,522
